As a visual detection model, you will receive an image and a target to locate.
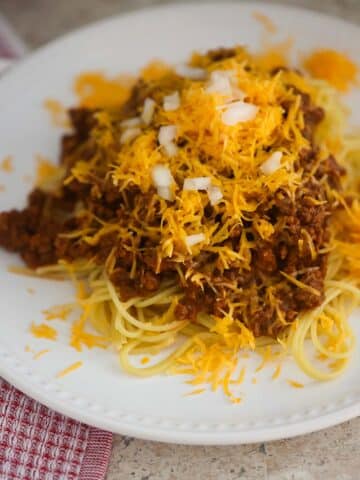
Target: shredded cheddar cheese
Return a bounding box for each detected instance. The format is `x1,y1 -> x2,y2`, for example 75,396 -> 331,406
70,314 -> 108,352
74,72 -> 135,108
42,304 -> 73,321
30,323 -> 58,341
141,60 -> 174,81
35,154 -> 64,189
287,379 -> 304,389
44,99 -> 70,128
303,49 -> 358,92
184,388 -> 206,396
272,364 -> 282,380
33,349 -> 50,360
56,361 -> 83,378
253,11 -> 277,34
0,155 -> 13,173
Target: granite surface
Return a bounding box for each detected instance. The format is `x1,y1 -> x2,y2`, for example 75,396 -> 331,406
1,1 -> 359,479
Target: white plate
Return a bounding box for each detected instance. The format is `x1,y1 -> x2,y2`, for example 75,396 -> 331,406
0,2 -> 359,445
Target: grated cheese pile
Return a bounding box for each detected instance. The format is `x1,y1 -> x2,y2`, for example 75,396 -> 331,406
90,45 -> 310,268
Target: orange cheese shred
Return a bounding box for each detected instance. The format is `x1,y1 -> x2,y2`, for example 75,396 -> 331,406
36,155 -> 61,186
253,11 -> 277,34
74,72 -> 135,108
42,304 -> 72,321
184,388 -> 206,397
43,99 -> 70,128
303,49 -> 358,92
140,60 -> 174,81
56,361 -> 83,378
287,379 -> 304,389
33,349 -> 50,360
0,155 -> 13,173
272,364 -> 282,380
30,323 -> 58,341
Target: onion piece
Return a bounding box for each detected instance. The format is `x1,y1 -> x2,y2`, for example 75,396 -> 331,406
151,164 -> 175,201
207,185 -> 223,205
120,127 -> 141,144
206,70 -> 232,96
221,101 -> 258,126
151,164 -> 174,186
260,151 -> 283,175
141,98 -> 156,125
185,233 -> 206,248
158,125 -> 178,157
175,64 -> 206,80
163,91 -> 180,111
183,177 -> 212,191
157,186 -> 172,201
120,117 -> 141,128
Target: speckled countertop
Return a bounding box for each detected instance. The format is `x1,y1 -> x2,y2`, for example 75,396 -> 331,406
1,1 -> 359,478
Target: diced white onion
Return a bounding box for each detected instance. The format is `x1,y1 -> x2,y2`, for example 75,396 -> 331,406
206,70 -> 232,96
158,125 -> 177,144
141,98 -> 156,125
151,164 -> 174,187
163,91 -> 180,111
260,151 -> 283,175
151,164 -> 175,201
185,233 -> 206,248
157,186 -> 172,201
158,125 -> 178,157
120,127 -> 141,144
221,101 -> 259,126
183,177 -> 211,191
207,185 -> 223,205
120,117 -> 141,128
163,142 -> 178,157
176,64 -> 206,80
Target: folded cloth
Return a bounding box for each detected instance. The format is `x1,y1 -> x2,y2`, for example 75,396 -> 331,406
0,13 -> 113,480
0,379 -> 113,480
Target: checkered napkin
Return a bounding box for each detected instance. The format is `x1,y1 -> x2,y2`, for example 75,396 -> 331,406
0,14 -> 113,480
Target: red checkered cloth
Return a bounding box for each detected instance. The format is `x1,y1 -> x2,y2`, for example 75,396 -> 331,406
0,14 -> 113,480
0,380 -> 113,480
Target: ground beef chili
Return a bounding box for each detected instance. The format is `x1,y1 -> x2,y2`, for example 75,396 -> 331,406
0,58 -> 346,339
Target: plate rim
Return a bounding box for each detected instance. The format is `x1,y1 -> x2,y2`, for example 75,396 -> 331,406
1,347 -> 359,444
0,1 -> 360,444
